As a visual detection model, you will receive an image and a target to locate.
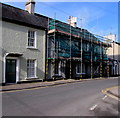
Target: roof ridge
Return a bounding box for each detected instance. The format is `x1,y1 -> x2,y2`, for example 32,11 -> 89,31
1,2 -> 48,20
1,2 -> 26,12
2,2 -> 48,30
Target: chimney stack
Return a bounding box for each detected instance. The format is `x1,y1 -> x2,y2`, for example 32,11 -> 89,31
68,16 -> 77,27
25,0 -> 35,14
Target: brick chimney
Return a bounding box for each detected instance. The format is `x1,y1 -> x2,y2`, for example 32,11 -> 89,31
25,0 -> 35,14
68,16 -> 77,27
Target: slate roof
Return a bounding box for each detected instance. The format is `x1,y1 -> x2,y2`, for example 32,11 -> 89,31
1,3 -> 48,30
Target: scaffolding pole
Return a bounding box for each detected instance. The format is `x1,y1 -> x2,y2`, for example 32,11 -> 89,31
69,20 -> 72,79
107,59 -> 110,78
96,36 -> 99,79
105,45 -> 110,78
100,41 -> 103,78
80,31 -> 83,79
113,41 -> 115,75
53,13 -> 56,80
107,44 -> 110,78
80,19 -> 83,80
90,33 -> 93,79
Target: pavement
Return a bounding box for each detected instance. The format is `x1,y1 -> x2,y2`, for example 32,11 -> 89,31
0,79 -> 89,91
102,85 -> 120,101
1,77 -> 120,101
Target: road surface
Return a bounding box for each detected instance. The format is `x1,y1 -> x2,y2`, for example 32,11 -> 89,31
2,78 -> 119,116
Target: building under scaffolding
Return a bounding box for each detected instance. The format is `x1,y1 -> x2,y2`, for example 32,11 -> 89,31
46,17 -> 111,80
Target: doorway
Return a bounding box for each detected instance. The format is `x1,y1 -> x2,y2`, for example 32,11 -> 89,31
65,61 -> 70,79
6,59 -> 16,83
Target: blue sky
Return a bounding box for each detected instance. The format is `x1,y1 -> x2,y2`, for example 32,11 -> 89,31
2,2 -> 119,42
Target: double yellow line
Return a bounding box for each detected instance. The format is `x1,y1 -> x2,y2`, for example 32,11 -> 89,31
102,86 -> 120,101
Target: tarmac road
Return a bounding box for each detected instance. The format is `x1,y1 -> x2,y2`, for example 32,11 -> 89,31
2,78 -> 119,116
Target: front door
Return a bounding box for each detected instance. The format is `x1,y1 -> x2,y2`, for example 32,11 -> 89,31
65,61 -> 70,79
6,59 -> 16,83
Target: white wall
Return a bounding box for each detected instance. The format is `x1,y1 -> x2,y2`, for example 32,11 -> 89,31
2,21 -> 46,82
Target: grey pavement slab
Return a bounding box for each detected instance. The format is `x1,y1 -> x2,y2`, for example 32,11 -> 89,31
107,86 -> 120,98
1,79 -> 82,91
1,77 -> 119,93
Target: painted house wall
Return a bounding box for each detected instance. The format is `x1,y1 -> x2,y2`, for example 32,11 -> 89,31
107,42 -> 120,61
2,21 -> 46,82
107,42 -> 120,75
0,20 -> 2,84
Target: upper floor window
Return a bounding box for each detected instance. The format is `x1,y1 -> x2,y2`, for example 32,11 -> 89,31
74,41 -> 79,48
28,30 -> 36,48
86,43 -> 89,51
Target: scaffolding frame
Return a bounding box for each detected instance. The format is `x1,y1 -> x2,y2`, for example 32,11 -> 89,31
47,18 -> 111,79
90,33 -> 93,79
80,19 -> 83,79
69,19 -> 72,79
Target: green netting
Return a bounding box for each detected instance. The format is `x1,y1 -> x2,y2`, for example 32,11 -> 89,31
49,19 -> 108,61
55,38 -> 81,58
49,19 -> 99,42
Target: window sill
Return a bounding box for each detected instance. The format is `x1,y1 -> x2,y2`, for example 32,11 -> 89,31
26,76 -> 39,80
26,47 -> 38,50
76,73 -> 86,75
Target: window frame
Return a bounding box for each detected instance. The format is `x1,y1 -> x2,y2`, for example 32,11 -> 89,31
55,61 -> 61,75
86,43 -> 89,51
27,30 -> 37,49
76,63 -> 86,74
27,59 -> 37,79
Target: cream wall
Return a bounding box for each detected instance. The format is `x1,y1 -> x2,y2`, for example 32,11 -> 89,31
107,42 -> 120,75
2,21 -> 46,82
107,42 -> 120,61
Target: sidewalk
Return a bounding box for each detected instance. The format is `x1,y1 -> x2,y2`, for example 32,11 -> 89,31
106,86 -> 120,99
102,84 -> 120,101
1,79 -> 83,92
0,77 -> 119,96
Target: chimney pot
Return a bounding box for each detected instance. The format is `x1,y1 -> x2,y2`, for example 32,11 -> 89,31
25,0 -> 35,14
68,16 -> 77,27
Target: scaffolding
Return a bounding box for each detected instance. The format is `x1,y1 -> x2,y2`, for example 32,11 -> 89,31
47,18 -> 111,79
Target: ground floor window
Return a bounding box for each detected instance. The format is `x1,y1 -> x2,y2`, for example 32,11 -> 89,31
55,62 -> 59,74
27,59 -> 36,78
76,63 -> 85,74
55,61 -> 61,75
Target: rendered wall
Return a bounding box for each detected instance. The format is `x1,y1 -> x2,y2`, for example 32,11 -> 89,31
2,21 -> 46,82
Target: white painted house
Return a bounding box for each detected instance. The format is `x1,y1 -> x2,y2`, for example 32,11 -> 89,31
1,1 -> 48,84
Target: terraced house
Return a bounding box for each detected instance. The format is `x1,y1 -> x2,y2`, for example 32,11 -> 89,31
107,41 -> 120,76
1,0 -> 111,84
1,1 -> 48,84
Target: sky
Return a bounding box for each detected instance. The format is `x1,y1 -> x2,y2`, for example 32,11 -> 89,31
2,1 -> 119,42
